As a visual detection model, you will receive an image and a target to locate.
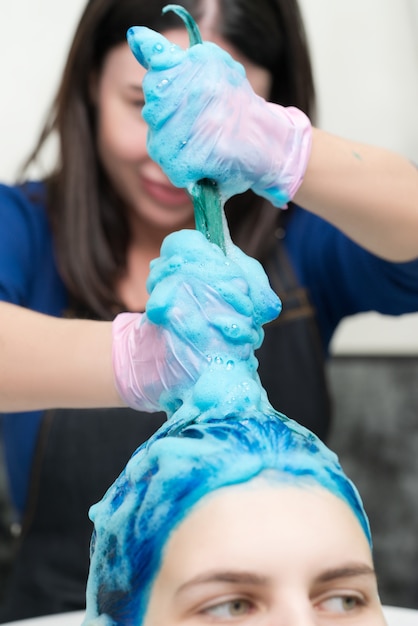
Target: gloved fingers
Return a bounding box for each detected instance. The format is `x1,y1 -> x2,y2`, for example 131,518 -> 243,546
140,43 -> 246,134
148,254 -> 279,327
128,24 -> 246,78
146,277 -> 254,327
145,276 -> 257,346
210,313 -> 260,345
145,130 -> 219,192
140,53 -> 225,147
227,243 -> 282,325
154,295 -> 259,363
128,25 -> 251,188
146,231 -> 237,288
208,279 -> 254,317
146,230 -> 279,323
127,26 -> 185,70
147,256 -> 251,303
140,60 -> 194,130
147,257 -> 256,319
143,85 -> 259,197
157,229 -> 223,261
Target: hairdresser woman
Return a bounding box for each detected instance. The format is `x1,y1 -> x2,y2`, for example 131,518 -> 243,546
1,0 -> 418,620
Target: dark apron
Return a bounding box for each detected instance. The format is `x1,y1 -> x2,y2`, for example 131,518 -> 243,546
257,237 -> 331,439
0,238 -> 330,621
0,408 -> 166,621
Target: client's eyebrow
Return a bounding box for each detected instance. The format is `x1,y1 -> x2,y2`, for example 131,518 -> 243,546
177,571 -> 269,594
316,563 -> 375,583
176,565 -> 375,595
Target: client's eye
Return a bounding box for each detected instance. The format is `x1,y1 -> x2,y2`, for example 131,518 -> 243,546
317,593 -> 365,614
202,597 -> 253,619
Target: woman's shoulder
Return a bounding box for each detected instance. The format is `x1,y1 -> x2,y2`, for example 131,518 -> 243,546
0,180 -> 47,213
283,203 -> 418,346
0,180 -> 67,312
0,179 -> 52,239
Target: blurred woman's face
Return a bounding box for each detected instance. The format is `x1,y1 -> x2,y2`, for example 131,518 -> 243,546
93,27 -> 271,238
143,482 -> 386,626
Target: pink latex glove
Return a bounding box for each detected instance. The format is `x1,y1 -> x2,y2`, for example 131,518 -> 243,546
112,230 -> 281,414
127,26 -> 312,208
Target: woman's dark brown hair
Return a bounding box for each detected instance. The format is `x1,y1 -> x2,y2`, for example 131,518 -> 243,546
21,0 -> 315,319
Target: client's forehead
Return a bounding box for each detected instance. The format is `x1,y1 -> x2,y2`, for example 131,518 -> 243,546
149,481 -> 373,596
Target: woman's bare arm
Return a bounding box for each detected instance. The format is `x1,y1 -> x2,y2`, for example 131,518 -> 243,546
0,302 -> 124,412
295,128 -> 418,262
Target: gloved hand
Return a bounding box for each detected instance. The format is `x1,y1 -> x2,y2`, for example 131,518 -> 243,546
127,26 -> 312,208
112,230 -> 281,413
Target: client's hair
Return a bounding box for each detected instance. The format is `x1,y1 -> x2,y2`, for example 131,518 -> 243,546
83,409 -> 370,625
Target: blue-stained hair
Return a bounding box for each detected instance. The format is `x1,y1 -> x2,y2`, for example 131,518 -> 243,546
83,407 -> 370,625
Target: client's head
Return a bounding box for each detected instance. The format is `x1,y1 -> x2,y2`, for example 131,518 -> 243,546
83,410 -> 385,625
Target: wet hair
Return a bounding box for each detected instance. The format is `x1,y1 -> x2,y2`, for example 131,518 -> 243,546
21,0 -> 315,319
83,409 -> 370,625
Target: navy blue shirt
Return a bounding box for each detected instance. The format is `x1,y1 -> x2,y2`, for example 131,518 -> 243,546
0,182 -> 68,515
1,180 -> 418,515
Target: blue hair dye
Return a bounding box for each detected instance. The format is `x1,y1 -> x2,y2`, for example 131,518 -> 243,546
83,408 -> 371,625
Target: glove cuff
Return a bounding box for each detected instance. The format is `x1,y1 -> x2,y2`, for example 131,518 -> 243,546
257,104 -> 312,208
283,106 -> 312,200
112,312 -> 144,409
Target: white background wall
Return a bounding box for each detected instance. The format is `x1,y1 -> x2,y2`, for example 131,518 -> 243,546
1,0 -> 417,354
298,0 -> 418,355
